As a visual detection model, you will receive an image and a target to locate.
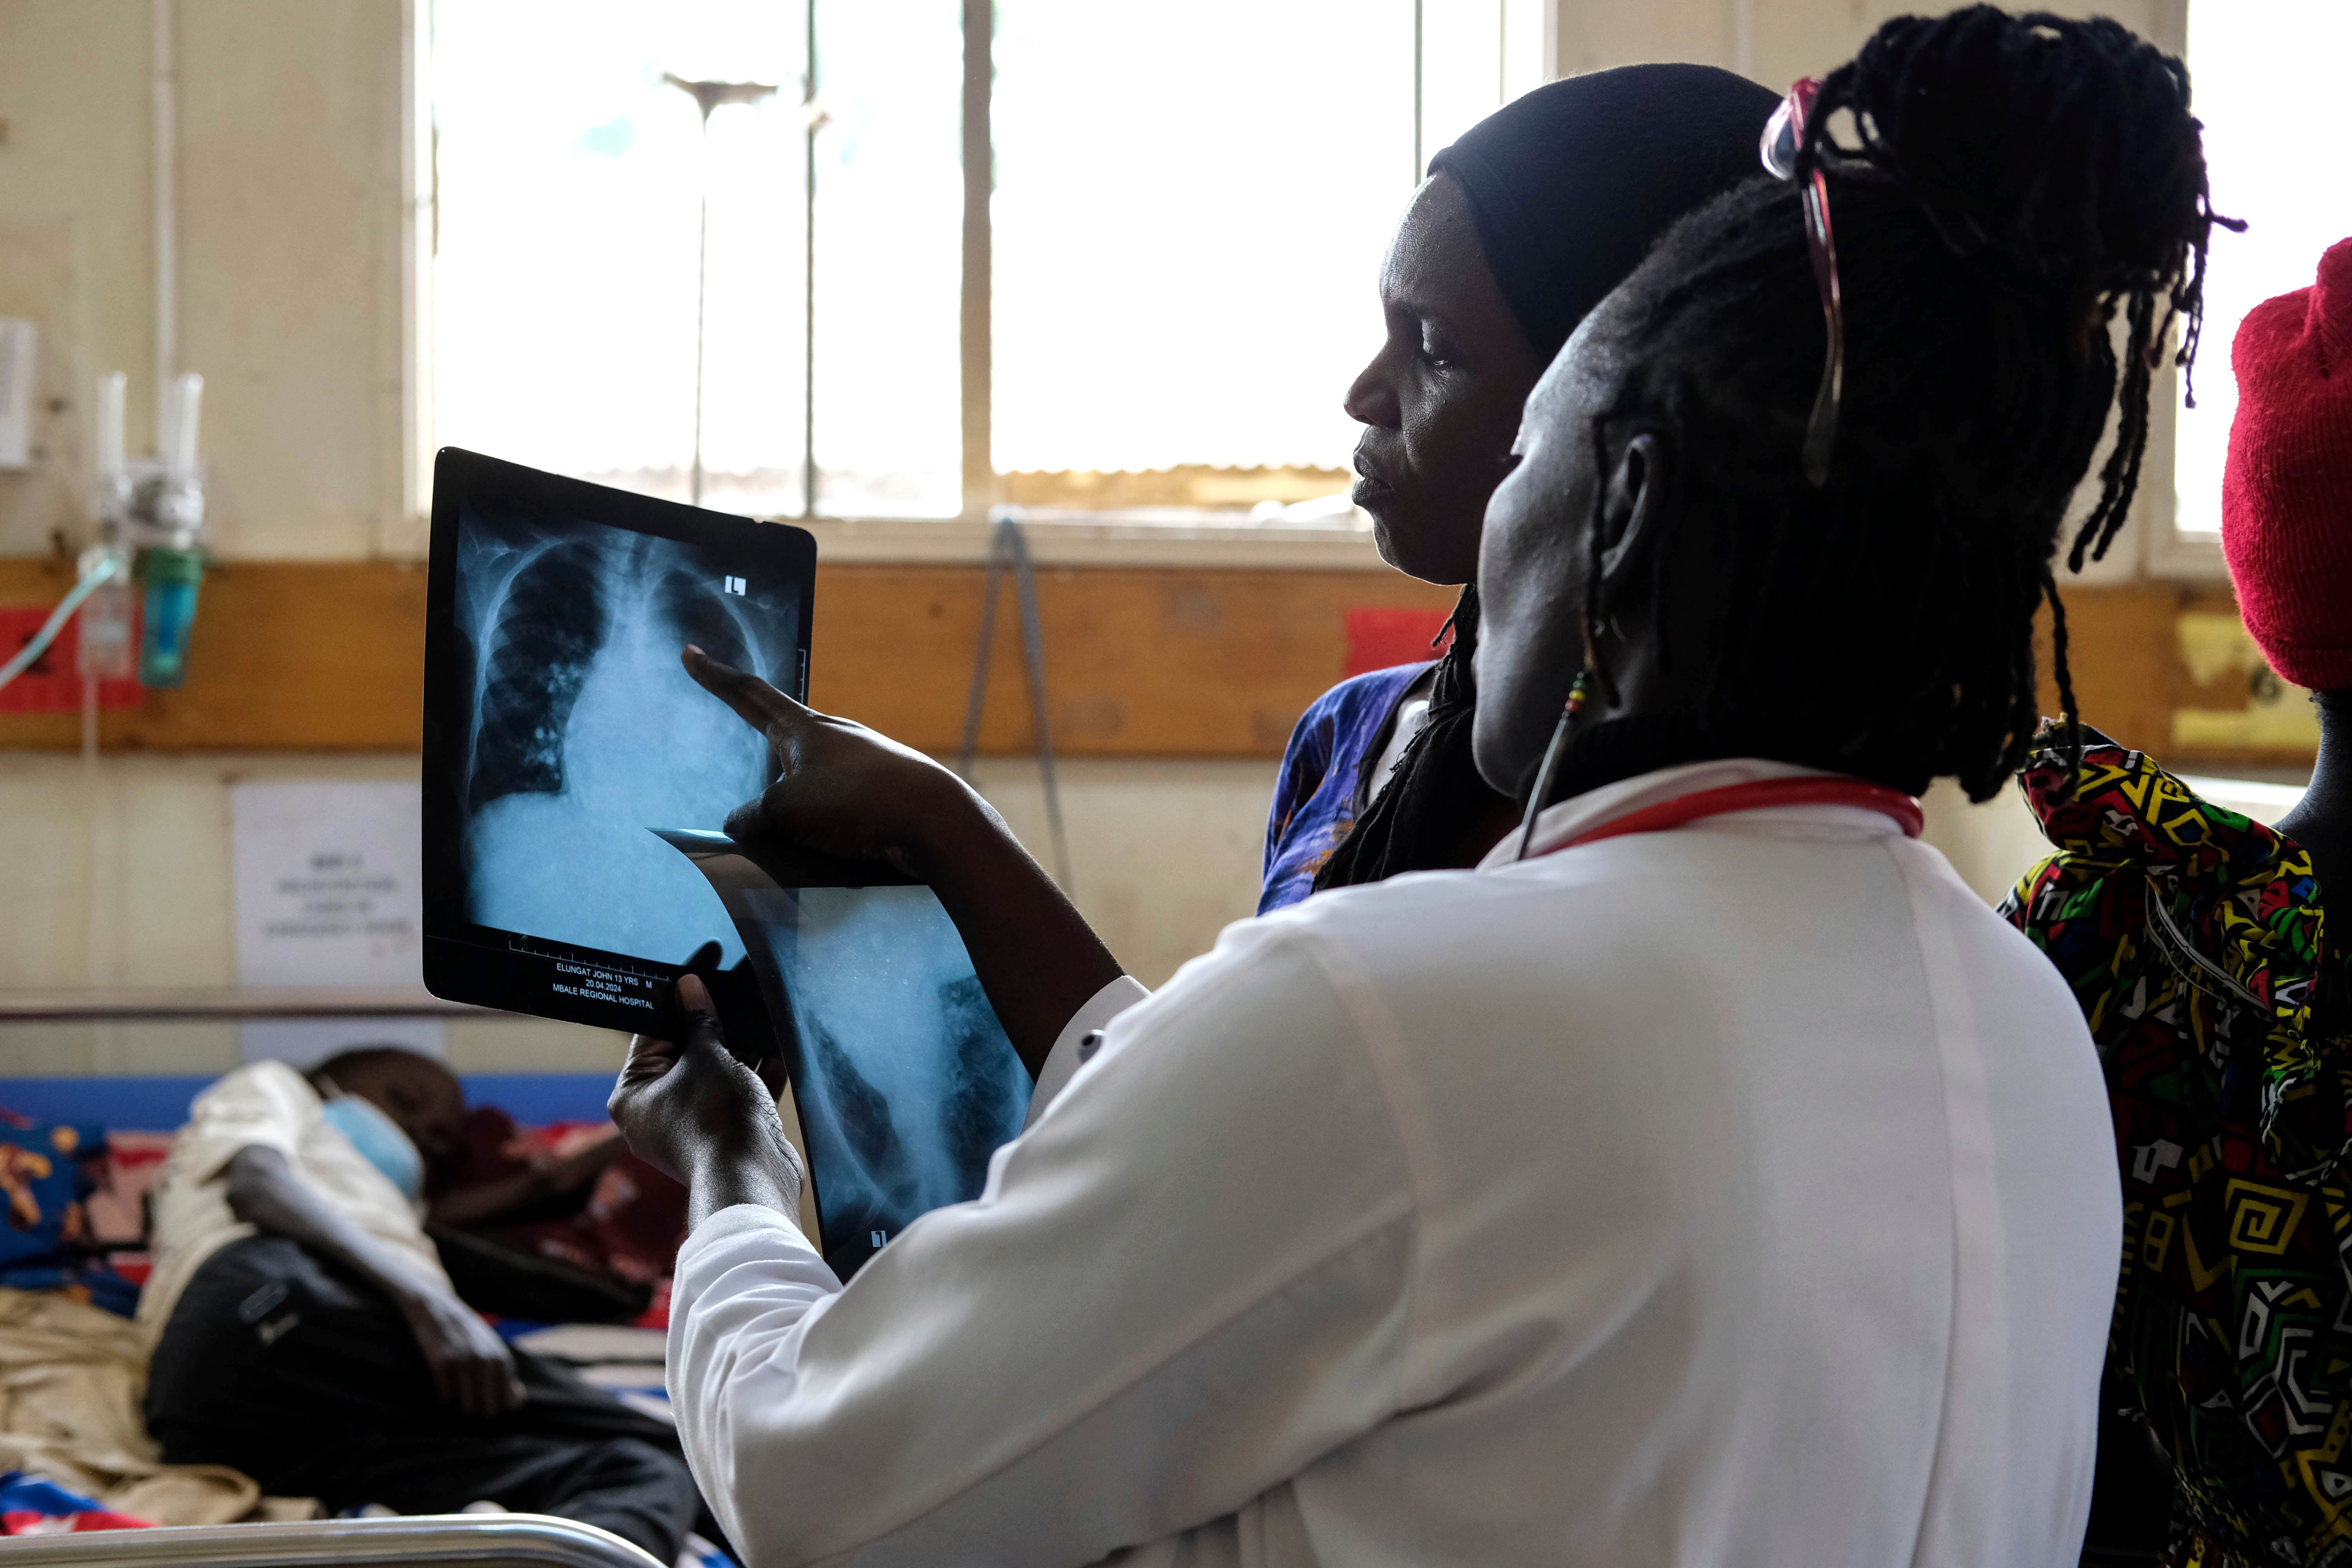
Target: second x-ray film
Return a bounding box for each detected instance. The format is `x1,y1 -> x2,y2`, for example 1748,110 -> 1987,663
656,831 -> 1031,1279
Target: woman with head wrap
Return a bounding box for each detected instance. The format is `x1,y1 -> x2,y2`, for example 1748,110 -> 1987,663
1267,64 -> 1781,908
675,66 -> 1782,1091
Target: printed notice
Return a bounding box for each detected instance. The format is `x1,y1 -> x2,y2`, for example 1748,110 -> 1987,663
231,780 -> 425,988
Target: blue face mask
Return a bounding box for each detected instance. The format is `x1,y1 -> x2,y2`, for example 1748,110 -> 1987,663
320,1094 -> 425,1205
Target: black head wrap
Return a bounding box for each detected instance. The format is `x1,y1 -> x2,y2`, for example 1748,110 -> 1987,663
1314,64 -> 1780,893
1430,64 -> 1785,359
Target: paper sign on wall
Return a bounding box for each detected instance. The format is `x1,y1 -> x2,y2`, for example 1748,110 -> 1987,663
231,780 -> 425,985
229,779 -> 444,1064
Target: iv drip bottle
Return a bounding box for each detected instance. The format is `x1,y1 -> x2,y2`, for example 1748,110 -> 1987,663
138,546 -> 203,690
76,550 -> 134,682
138,373 -> 207,690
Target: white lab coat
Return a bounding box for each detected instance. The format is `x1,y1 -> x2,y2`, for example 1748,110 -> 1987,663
668,758 -> 2120,1568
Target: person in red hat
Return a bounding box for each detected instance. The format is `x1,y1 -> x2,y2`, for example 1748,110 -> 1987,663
2227,234 -> 2352,886
2004,236 -> 2352,1568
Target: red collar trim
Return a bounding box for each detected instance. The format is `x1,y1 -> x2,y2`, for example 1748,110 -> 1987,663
1544,775 -> 1925,855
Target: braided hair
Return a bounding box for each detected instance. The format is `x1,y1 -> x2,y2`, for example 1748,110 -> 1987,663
1573,7 -> 2231,804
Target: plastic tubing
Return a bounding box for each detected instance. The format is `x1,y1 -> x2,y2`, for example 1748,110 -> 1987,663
0,552 -> 123,692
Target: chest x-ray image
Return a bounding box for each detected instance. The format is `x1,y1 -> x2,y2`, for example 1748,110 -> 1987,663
450,501 -> 802,970
657,831 -> 1032,1279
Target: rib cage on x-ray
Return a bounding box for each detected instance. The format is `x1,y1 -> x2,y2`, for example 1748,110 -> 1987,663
751,885 -> 1030,1273
452,506 -> 798,967
800,972 -> 1021,1238
464,538 -> 606,813
647,831 -> 1032,1277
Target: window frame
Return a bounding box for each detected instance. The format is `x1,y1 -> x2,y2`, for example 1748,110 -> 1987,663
403,1 -> 1546,565
401,2 -> 2250,577
2140,0 -> 2235,584
395,0 -> 434,557
2143,361 -> 2229,581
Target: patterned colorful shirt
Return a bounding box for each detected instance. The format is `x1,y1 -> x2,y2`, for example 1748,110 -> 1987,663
2002,730 -> 2346,1568
1259,664 -> 1430,914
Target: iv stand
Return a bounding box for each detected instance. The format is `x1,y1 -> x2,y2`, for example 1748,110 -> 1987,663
663,73 -> 780,508
956,516 -> 1073,889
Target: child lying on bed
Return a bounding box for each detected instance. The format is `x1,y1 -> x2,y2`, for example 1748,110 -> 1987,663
430,1098 -> 688,1326
135,1048 -> 720,1563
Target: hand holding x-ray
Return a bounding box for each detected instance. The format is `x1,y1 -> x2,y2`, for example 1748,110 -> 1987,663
611,974 -> 804,1229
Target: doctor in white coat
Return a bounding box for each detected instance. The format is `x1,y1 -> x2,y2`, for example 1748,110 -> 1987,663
605,12 -> 2229,1561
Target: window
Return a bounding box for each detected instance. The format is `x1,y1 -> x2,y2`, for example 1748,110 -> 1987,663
2171,0 -> 2352,546
430,1 -> 961,519
423,1 -> 1542,526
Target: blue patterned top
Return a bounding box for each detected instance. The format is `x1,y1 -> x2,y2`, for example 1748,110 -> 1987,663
1258,663 -> 1431,914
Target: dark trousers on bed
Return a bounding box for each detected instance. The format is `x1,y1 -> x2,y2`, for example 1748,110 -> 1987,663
145,1234 -> 710,1563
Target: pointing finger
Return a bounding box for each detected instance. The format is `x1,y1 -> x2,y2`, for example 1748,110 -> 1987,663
682,645 -> 810,738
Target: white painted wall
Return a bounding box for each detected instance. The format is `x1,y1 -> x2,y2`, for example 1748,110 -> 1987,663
0,0 -> 157,555
0,0 -> 407,560
0,750 -> 1276,1074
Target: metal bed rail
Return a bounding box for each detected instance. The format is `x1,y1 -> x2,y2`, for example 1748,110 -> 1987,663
0,1514 -> 663,1568
0,989 -> 486,1022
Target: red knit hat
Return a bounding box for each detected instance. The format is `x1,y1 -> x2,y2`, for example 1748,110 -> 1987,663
2223,236 -> 2352,692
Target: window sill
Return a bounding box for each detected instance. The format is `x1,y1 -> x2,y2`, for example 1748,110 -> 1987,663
797,511 -> 1393,570
2145,522 -> 2228,582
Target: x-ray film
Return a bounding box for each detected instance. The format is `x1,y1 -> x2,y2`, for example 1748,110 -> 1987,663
421,450 -> 816,1039
656,831 -> 1031,1279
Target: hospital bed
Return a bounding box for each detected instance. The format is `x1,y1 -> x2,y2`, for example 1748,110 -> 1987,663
0,990 -> 679,1551
0,1512 -> 663,1566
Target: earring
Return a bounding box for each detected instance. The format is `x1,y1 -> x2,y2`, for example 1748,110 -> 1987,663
1562,669 -> 1593,721
1511,700 -> 1577,862
1514,609 -> 1617,861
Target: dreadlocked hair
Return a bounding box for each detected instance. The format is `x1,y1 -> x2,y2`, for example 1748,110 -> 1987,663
1593,6 -> 2228,802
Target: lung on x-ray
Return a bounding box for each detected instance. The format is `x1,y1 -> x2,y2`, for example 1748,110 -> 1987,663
656,831 -> 1031,1280
452,500 -> 797,972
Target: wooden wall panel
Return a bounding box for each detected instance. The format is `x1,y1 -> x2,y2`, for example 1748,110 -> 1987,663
2031,583 -> 2183,758
814,565 -> 1455,756
0,557 -> 2306,768
2031,581 -> 2317,771
0,558 -> 430,752
0,557 -> 1455,757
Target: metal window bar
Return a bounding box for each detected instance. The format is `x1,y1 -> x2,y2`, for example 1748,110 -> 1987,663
0,1513 -> 662,1568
